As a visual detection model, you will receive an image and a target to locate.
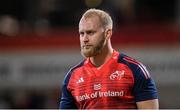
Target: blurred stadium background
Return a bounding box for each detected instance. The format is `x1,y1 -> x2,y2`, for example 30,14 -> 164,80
0,0 -> 179,108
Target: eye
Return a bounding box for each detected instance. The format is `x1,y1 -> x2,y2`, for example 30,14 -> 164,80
87,30 -> 95,35
79,32 -> 84,37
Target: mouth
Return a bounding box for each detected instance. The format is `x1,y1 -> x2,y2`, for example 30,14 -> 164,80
83,45 -> 92,49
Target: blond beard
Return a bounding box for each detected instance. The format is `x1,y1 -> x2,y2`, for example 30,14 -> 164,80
81,36 -> 106,58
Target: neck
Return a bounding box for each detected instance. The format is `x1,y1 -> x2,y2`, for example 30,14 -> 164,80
90,43 -> 113,67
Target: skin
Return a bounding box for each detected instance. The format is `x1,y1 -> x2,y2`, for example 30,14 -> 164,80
78,15 -> 159,109
79,16 -> 113,67
137,99 -> 159,109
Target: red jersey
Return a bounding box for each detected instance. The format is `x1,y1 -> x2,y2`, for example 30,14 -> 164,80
60,50 -> 158,109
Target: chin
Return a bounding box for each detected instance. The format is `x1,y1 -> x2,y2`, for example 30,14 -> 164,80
81,52 -> 91,57
81,50 -> 93,57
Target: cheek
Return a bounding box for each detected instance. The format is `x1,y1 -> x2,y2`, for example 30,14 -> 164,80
94,34 -> 104,44
79,37 -> 82,41
80,37 -> 83,44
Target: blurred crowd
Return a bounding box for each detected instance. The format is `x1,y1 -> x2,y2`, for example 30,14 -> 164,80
0,0 -> 178,37
0,88 -> 60,108
0,0 -> 179,109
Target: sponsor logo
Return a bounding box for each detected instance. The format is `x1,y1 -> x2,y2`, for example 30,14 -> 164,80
76,77 -> 84,84
75,90 -> 124,101
110,70 -> 125,80
94,84 -> 101,90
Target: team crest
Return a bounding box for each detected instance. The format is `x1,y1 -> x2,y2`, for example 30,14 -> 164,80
110,70 -> 125,80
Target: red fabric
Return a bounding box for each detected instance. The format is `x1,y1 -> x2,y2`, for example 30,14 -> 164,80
67,51 -> 136,109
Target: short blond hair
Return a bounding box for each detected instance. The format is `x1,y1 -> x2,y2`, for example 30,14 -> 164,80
80,8 -> 113,29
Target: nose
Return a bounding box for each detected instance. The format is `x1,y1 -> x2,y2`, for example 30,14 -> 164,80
83,34 -> 89,43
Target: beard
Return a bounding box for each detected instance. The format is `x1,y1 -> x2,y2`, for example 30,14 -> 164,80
81,36 -> 106,58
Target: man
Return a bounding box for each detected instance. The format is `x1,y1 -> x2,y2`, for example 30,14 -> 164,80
60,8 -> 159,109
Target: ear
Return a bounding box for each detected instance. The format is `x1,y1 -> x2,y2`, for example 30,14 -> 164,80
105,29 -> 112,40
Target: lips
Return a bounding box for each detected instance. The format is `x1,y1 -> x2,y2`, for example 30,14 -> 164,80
83,45 -> 92,49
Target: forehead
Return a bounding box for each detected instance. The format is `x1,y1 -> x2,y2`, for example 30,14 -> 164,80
79,16 -> 102,31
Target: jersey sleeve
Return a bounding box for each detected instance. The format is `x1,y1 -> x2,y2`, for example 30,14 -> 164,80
119,54 -> 158,102
59,70 -> 77,109
132,64 -> 158,102
60,60 -> 84,109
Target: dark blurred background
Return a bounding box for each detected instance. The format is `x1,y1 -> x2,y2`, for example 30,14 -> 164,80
0,0 -> 179,109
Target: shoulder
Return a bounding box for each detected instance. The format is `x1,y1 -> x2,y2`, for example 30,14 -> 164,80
63,60 -> 85,85
117,53 -> 150,79
117,53 -> 158,102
